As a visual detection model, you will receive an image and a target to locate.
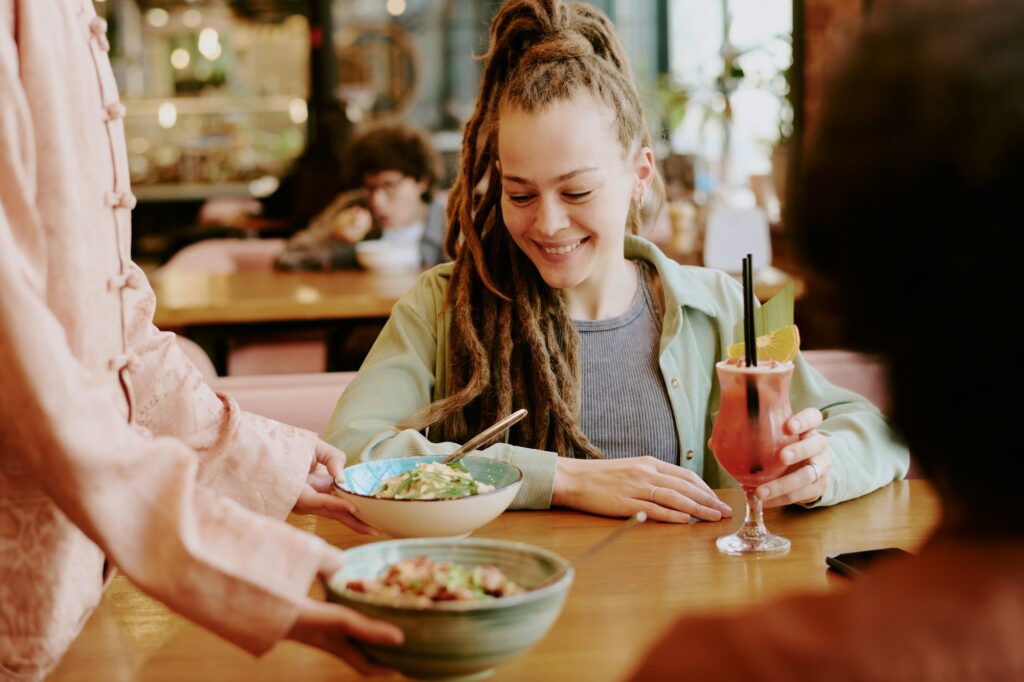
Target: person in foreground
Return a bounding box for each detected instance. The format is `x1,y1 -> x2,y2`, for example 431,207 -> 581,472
276,119 -> 448,271
325,0 -> 907,521
0,2 -> 400,678
628,1 -> 1024,678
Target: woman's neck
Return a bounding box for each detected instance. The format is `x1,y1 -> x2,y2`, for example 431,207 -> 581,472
564,257 -> 638,321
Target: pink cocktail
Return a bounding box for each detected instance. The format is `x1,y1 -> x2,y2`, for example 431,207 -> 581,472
709,359 -> 797,554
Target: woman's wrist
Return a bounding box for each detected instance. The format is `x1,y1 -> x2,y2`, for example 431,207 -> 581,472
552,457 -> 581,507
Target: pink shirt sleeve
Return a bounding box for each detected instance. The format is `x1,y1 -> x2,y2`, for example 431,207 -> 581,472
121,261 -> 318,519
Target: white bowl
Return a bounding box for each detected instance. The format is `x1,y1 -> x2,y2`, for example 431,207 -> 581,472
354,240 -> 421,272
332,456 -> 523,538
326,538 -> 573,681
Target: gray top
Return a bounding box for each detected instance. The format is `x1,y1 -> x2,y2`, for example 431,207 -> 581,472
576,263 -> 680,464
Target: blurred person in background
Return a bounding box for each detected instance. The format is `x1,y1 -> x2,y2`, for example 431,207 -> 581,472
0,2 -> 401,678
629,1 -> 1024,678
276,119 -> 448,270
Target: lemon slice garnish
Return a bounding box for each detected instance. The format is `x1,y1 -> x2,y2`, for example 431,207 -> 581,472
727,324 -> 801,363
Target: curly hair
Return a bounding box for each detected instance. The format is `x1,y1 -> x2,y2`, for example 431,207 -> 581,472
790,0 -> 1024,530
344,119 -> 442,203
404,0 -> 663,459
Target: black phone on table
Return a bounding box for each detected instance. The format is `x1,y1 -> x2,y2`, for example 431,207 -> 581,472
826,547 -> 912,578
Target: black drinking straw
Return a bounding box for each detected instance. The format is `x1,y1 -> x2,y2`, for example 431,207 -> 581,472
743,255 -> 761,429
742,255 -> 757,368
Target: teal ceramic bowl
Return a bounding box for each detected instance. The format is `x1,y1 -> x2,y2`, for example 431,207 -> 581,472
326,538 -> 573,681
332,456 -> 523,538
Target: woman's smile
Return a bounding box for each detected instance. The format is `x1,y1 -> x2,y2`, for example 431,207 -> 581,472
537,237 -> 588,258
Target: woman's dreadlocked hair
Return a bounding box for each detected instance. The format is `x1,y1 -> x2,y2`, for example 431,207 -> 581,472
406,0 -> 662,458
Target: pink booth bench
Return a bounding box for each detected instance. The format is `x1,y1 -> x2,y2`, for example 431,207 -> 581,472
155,237 -> 287,274
799,349 -> 890,414
177,335 -> 351,434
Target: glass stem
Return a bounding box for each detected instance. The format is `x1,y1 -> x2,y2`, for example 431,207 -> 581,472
738,490 -> 768,541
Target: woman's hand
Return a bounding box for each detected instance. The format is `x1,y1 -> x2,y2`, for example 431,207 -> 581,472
552,456 -> 733,523
287,547 -> 403,675
293,440 -> 381,535
329,206 -> 374,243
755,407 -> 831,507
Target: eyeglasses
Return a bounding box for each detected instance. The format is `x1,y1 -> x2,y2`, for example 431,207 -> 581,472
362,175 -> 409,200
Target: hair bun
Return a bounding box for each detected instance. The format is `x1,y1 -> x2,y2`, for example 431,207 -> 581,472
520,31 -> 594,65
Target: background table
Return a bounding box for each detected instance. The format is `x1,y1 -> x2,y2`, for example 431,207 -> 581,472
152,269 -> 424,328
152,269 -> 423,373
50,481 -> 938,681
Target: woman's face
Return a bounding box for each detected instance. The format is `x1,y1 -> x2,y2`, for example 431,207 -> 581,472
362,170 -> 428,230
497,94 -> 653,305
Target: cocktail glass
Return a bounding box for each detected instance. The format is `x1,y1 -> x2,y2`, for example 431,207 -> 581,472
709,360 -> 797,555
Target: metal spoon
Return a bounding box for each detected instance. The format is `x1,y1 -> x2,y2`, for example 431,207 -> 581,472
441,408 -> 529,465
534,511 -> 648,589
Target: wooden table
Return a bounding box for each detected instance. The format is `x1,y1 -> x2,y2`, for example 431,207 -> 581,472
152,269 -> 422,374
50,480 -> 939,682
152,269 -> 422,327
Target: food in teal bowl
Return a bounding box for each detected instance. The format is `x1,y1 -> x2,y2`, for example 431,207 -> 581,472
326,538 -> 573,681
332,456 -> 523,538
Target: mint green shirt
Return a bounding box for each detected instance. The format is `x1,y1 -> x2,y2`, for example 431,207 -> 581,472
324,236 -> 909,509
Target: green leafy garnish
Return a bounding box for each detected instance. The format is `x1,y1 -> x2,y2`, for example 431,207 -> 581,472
732,281 -> 794,345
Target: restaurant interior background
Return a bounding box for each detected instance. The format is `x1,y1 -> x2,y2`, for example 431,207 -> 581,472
89,0 -> 875,364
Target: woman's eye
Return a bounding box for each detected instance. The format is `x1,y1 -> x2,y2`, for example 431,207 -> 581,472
508,194 -> 533,204
563,191 -> 593,200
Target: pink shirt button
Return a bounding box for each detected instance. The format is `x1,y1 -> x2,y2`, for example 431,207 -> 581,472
108,353 -> 141,373
89,17 -> 110,52
106,273 -> 129,292
107,270 -> 143,292
105,102 -> 126,122
119,192 -> 138,210
106,191 -> 137,210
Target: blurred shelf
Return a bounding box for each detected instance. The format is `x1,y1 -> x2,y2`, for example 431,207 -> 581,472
123,95 -> 306,116
133,182 -> 255,202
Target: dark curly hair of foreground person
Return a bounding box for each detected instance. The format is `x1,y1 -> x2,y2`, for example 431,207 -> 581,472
791,0 -> 1024,532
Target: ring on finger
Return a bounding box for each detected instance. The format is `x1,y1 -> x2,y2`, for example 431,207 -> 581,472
649,486 -> 661,503
807,459 -> 821,484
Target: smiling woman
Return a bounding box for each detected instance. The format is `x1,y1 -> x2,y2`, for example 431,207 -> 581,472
497,96 -> 653,319
324,0 -> 907,523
